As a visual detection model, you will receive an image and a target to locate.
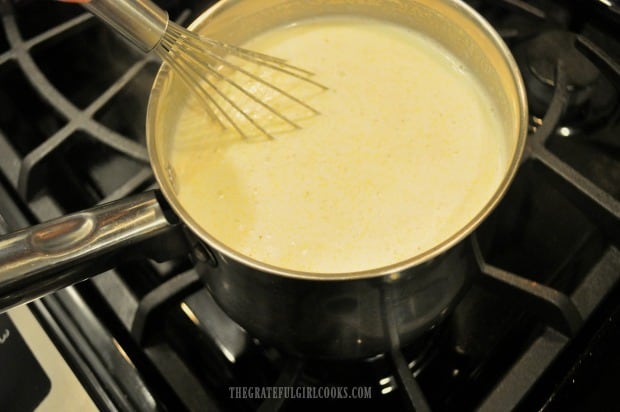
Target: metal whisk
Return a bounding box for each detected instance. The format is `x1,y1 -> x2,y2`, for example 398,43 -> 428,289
64,0 -> 325,140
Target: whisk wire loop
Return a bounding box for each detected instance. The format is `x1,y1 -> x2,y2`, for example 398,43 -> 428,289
157,33 -> 276,138
73,0 -> 324,139
162,35 -> 303,130
155,21 -> 326,140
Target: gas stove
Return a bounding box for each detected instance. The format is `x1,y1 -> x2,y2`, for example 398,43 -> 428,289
1,0 -> 619,411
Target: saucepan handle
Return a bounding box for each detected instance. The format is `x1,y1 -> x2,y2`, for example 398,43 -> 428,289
0,190 -> 187,313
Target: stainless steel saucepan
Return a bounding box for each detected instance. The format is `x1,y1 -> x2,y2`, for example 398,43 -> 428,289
0,0 -> 527,359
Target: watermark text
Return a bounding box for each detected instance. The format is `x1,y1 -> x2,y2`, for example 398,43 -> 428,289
229,386 -> 372,400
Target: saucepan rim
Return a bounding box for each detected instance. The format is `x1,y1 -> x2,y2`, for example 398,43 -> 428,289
146,0 -> 529,281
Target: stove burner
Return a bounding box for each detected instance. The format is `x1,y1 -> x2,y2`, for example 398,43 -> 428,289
516,29 -> 617,125
527,30 -> 599,91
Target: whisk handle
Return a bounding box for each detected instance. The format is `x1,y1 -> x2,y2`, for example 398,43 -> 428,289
70,0 -> 169,53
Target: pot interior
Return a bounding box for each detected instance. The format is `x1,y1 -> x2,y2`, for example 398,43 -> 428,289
146,0 -> 527,279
